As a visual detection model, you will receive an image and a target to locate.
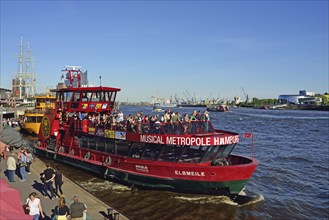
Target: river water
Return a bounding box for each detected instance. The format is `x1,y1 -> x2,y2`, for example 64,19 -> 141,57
39,106 -> 329,220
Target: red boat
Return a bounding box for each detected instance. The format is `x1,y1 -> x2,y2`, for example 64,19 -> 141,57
206,104 -> 230,112
34,66 -> 258,201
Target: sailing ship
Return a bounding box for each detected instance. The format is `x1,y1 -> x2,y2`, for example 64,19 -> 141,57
34,66 -> 258,202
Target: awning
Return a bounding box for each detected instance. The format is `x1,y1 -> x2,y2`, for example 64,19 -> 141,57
0,178 -> 31,220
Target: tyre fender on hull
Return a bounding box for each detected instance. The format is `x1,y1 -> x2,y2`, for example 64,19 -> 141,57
56,146 -> 64,153
103,156 -> 111,166
69,149 -> 74,156
83,152 -> 91,161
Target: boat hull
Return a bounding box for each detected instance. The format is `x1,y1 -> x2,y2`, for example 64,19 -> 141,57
33,147 -> 256,195
104,167 -> 247,195
21,122 -> 41,135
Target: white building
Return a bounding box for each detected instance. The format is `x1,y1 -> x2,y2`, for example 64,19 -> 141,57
278,90 -> 321,105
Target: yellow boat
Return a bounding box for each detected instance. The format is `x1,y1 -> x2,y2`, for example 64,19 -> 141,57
21,95 -> 56,135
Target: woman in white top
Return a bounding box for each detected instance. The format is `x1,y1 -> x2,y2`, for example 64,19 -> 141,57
26,192 -> 45,220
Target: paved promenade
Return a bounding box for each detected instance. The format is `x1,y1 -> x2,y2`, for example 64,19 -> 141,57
0,151 -> 129,220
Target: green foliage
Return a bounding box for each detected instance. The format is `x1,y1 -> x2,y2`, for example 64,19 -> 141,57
238,98 -> 278,108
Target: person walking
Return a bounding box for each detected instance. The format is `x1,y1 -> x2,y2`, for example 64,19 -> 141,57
70,195 -> 87,220
18,147 -> 27,181
42,163 -> 55,200
25,192 -> 45,220
25,148 -> 33,174
53,197 -> 70,220
6,151 -> 16,182
55,165 -> 64,197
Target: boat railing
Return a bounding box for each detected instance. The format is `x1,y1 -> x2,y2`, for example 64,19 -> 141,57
71,118 -> 215,135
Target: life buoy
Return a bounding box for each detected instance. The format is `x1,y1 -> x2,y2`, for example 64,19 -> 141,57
83,152 -> 91,160
69,149 -> 74,156
103,156 -> 111,166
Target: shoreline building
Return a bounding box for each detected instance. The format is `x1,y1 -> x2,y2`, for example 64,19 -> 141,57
278,90 -> 322,105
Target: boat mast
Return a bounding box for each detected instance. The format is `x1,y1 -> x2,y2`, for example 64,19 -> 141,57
15,34 -> 36,99
24,40 -> 36,98
18,34 -> 23,99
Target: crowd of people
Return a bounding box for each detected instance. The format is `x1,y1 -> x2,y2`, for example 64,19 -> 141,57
2,117 -> 22,128
4,147 -> 87,220
66,108 -> 211,134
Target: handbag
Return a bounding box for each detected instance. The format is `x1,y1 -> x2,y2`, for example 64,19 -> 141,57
18,161 -> 27,167
23,204 -> 29,214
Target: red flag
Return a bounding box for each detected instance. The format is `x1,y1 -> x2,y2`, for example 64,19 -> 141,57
244,132 -> 253,138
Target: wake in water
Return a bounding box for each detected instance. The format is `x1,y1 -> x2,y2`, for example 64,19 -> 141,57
79,180 -> 131,193
173,192 -> 264,207
238,194 -> 264,207
173,195 -> 238,206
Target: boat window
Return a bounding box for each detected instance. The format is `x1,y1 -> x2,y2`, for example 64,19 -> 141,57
179,145 -> 208,163
79,136 -> 88,149
63,92 -> 73,102
96,137 -> 105,151
219,144 -> 236,158
26,116 -> 37,123
88,137 -> 97,150
73,92 -> 81,102
91,91 -> 103,102
116,140 -> 131,156
105,91 -> 117,108
56,92 -> 62,101
128,142 -> 146,159
202,146 -> 222,162
82,92 -> 91,102
159,145 -> 184,162
106,139 -> 115,154
104,92 -> 111,102
36,116 -> 43,123
141,144 -> 163,160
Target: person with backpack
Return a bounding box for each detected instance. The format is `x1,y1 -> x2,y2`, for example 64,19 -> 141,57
25,148 -> 33,174
18,147 -> 27,181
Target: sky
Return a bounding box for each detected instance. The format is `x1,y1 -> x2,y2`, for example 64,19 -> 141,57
0,0 -> 328,102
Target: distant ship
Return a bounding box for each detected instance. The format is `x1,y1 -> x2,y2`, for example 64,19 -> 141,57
153,102 -> 177,108
206,104 -> 230,112
177,102 -> 207,108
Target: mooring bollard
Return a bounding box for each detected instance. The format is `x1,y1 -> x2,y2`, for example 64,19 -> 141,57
107,208 -> 113,220
113,212 -> 120,220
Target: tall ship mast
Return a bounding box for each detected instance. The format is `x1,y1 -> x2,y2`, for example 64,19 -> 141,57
13,34 -> 37,100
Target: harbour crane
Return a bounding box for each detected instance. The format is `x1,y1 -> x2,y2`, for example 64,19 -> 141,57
241,87 -> 249,103
182,91 -> 190,103
186,90 -> 193,103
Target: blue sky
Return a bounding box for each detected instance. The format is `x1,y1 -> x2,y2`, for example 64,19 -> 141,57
1,1 -> 328,102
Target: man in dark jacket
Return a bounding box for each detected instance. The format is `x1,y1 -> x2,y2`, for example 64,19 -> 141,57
42,163 -> 55,200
